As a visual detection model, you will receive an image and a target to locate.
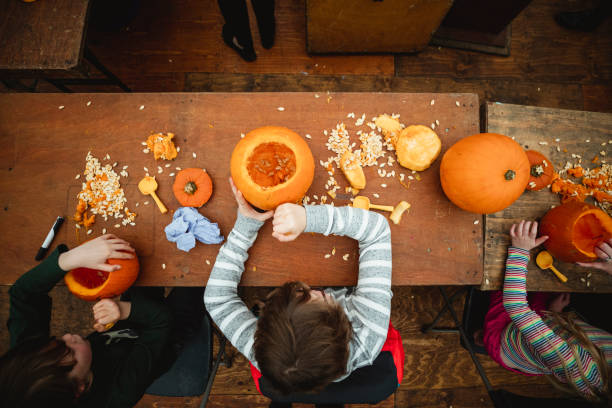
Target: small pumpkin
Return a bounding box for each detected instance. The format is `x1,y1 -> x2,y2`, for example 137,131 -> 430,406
539,200 -> 612,263
340,150 -> 366,190
173,168 -> 213,207
525,150 -> 554,191
230,126 -> 315,210
65,250 -> 139,301
395,125 -> 442,171
440,133 -> 530,214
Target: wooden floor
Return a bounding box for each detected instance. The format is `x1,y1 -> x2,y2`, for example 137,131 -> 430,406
1,0 -> 611,407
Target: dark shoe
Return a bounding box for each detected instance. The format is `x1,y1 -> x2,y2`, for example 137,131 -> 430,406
222,24 -> 257,62
251,0 -> 275,49
555,9 -> 607,32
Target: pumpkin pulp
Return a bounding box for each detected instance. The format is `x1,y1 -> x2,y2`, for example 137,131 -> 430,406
247,143 -> 297,188
573,213 -> 610,257
70,267 -> 110,289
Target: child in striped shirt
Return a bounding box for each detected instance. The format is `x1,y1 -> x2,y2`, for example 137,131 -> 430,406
204,179 -> 392,399
483,220 -> 612,402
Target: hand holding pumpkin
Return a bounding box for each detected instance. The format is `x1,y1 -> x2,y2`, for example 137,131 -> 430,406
509,220 -> 549,251
229,178 -> 274,222
272,203 -> 306,242
92,297 -> 131,332
576,238 -> 612,275
59,234 -> 135,273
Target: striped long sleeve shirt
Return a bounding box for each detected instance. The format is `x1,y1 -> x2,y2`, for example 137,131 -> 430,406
501,247 -> 612,397
204,205 -> 393,381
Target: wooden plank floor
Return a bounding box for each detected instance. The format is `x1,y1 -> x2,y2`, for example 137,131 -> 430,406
2,0 -> 611,406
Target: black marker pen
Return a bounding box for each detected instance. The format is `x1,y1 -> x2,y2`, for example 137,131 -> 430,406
35,216 -> 64,261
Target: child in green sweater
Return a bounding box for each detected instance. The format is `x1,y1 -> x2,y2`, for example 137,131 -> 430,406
0,235 -> 180,408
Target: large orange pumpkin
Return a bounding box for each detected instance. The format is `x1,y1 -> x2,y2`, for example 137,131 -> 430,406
539,200 -> 612,263
65,251 -> 139,301
440,133 -> 530,214
230,126 -> 315,210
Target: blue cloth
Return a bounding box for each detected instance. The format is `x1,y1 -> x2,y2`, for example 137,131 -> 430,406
165,207 -> 224,252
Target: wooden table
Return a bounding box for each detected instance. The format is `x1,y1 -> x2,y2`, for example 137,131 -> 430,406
483,102 -> 612,293
0,92 -> 481,287
0,0 -> 129,91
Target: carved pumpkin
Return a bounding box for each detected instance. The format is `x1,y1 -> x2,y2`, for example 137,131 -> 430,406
539,200 -> 612,263
440,133 -> 530,214
65,250 -> 139,301
396,125 -> 442,171
230,126 -> 315,210
525,150 -> 554,191
173,168 -> 213,207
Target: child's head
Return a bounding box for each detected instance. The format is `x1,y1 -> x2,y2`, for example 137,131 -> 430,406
254,281 -> 352,395
0,334 -> 93,408
545,311 -> 611,403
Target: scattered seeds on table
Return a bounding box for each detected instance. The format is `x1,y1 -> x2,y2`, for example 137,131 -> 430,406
373,193 -> 380,198
343,254 -> 349,261
86,101 -> 92,106
324,254 -> 331,259
176,146 -> 180,152
87,229 -> 92,235
144,201 -> 150,205
435,120 -> 440,126
176,167 -> 181,170
75,174 -> 80,179
193,152 -> 197,158
206,259 -> 211,265
455,101 -> 460,107
58,105 -> 65,110
102,228 -> 106,234
139,105 -> 145,110
169,173 -> 175,177
135,202 -> 140,207
430,99 -> 435,105
114,224 -> 120,228
162,263 -> 166,270
305,134 -> 312,139
474,220 -> 480,224
277,107 -> 285,111
381,183 -> 387,188
143,148 -> 150,153
165,163 -> 171,168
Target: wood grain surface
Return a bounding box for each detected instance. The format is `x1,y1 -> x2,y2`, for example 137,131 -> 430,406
483,102 -> 612,292
0,92 -> 481,287
0,0 -> 89,71
306,0 -> 453,53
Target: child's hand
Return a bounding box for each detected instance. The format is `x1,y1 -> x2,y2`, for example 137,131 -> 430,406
229,177 -> 274,222
272,203 -> 306,242
58,234 -> 135,272
509,220 -> 549,251
576,238 -> 612,275
92,297 -> 130,332
548,293 -> 570,313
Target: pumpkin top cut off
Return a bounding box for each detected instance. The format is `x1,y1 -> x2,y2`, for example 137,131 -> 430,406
525,150 -> 555,191
440,133 -> 530,214
231,126 -> 315,210
172,168 -> 213,208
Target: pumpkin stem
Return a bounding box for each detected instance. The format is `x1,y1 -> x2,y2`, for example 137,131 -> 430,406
184,181 -> 197,195
504,170 -> 516,180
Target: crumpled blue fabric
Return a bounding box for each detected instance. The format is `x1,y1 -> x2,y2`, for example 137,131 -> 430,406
165,207 -> 224,252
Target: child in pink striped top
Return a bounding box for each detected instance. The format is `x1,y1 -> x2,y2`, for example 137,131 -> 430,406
483,220 -> 612,402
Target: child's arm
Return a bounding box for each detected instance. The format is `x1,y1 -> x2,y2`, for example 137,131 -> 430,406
502,221 -> 598,392
8,235 -> 134,347
204,178 -> 273,365
301,204 -> 393,362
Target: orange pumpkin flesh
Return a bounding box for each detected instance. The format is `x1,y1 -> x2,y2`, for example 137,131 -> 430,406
231,126 -> 314,210
65,254 -> 139,301
440,133 -> 530,214
172,168 -> 213,207
525,150 -> 554,191
540,200 -> 612,263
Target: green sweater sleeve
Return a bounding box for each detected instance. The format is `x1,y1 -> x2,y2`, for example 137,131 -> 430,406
106,288 -> 173,408
8,245 -> 70,348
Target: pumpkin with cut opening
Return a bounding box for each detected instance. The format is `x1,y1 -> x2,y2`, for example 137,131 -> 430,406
65,250 -> 139,301
539,200 -> 612,263
230,126 -> 315,210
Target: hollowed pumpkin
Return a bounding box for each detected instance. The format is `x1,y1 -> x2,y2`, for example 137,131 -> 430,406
539,200 -> 612,263
173,168 -> 213,207
230,126 -> 315,210
525,150 -> 554,191
65,250 -> 139,301
440,133 -> 530,214
396,125 -> 442,171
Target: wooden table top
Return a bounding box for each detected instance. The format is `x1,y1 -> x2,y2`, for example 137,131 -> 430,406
0,92 -> 481,287
0,0 -> 89,71
483,102 -> 612,293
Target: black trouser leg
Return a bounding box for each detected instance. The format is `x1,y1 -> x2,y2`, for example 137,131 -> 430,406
251,0 -> 275,48
166,287 -> 205,351
217,0 -> 257,61
269,402 -> 291,408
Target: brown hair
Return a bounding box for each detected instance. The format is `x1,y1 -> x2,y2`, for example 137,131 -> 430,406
253,281 -> 352,395
543,311 -> 611,404
0,336 -> 79,408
